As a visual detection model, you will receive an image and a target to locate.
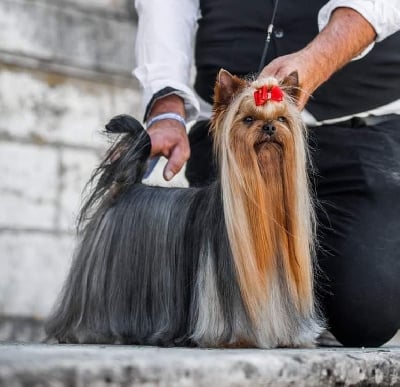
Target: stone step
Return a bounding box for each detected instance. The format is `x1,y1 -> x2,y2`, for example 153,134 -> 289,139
0,343 -> 399,386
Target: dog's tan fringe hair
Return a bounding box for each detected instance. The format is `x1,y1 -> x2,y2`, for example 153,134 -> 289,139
212,76 -> 315,324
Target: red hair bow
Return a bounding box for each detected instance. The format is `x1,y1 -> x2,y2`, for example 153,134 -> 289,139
254,85 -> 284,106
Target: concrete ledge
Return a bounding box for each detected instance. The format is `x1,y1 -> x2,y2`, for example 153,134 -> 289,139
1,343 -> 400,386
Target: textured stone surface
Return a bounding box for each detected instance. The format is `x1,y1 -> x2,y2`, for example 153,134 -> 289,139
0,66 -> 142,317
0,142 -> 59,229
0,0 -> 136,79
0,67 -> 141,148
0,317 -> 46,343
59,149 -> 101,231
0,0 -> 141,324
0,232 -> 74,318
50,0 -> 136,16
0,343 -> 400,386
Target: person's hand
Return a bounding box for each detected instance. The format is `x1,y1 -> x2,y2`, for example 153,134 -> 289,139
258,48 -> 329,110
146,94 -> 190,181
147,119 -> 190,181
258,7 -> 376,110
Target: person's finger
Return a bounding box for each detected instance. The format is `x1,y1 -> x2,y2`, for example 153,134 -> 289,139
147,120 -> 187,155
258,55 -> 289,79
148,128 -> 170,158
163,143 -> 191,181
149,132 -> 169,158
258,64 -> 281,79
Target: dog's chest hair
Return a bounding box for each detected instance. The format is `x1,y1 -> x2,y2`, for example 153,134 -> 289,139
191,241 -> 253,346
191,243 -> 318,347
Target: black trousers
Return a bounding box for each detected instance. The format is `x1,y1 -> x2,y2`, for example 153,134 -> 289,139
185,116 -> 400,347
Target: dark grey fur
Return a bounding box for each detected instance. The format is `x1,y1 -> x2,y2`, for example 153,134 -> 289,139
45,115 -> 251,346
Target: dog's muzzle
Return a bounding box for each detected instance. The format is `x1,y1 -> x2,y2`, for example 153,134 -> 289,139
262,123 -> 276,136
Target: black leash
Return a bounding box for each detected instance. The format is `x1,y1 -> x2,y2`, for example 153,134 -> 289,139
257,0 -> 280,75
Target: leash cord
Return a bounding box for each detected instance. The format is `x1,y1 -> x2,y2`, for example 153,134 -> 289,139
257,0 -> 280,75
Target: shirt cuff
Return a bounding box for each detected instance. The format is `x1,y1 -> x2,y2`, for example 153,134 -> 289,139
143,86 -> 200,126
133,65 -> 200,123
143,86 -> 198,126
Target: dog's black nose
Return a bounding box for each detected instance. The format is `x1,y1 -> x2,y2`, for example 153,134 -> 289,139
262,123 -> 276,135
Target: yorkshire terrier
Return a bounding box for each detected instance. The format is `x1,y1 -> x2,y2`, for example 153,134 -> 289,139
46,69 -> 323,348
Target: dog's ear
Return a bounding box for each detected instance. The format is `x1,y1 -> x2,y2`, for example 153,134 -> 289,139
281,71 -> 300,102
214,69 -> 247,108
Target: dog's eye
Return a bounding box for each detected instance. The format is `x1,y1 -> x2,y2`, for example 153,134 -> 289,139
277,116 -> 287,123
243,116 -> 255,124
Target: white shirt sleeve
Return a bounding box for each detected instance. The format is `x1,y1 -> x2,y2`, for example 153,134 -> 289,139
318,0 -> 400,42
133,0 -> 200,121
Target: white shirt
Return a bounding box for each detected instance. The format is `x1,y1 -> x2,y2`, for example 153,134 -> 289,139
134,0 -> 400,126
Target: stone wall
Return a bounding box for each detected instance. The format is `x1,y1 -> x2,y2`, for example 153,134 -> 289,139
0,0 -> 141,320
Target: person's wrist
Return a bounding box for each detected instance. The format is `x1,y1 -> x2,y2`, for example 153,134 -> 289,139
148,94 -> 185,119
146,112 -> 186,129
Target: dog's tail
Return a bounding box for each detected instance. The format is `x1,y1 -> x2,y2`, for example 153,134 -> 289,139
78,114 -> 151,228
45,114 -> 151,343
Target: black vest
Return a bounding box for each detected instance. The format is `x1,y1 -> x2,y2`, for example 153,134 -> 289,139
194,0 -> 400,120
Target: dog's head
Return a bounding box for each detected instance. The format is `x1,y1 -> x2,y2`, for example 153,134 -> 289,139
211,69 -> 301,162
210,69 -> 307,203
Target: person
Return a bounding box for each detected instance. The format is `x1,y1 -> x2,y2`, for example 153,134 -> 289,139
133,0 -> 400,346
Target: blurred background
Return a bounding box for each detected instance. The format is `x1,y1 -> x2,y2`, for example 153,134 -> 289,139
0,0 -> 142,341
